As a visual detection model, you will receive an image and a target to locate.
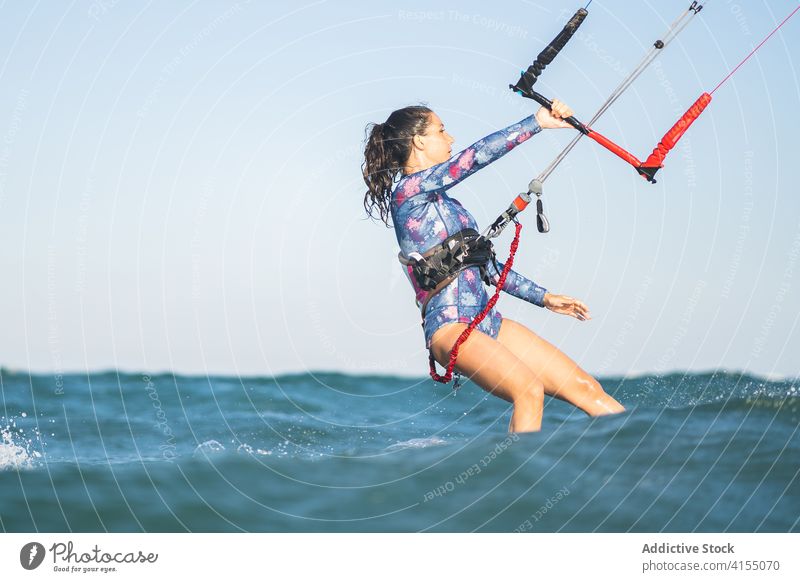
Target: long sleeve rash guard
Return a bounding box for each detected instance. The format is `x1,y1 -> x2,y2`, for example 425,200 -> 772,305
389,113 -> 549,347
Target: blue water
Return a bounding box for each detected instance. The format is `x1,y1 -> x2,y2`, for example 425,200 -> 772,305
1,369 -> 798,532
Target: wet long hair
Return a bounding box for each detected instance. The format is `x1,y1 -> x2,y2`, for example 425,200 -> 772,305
362,105 -> 433,227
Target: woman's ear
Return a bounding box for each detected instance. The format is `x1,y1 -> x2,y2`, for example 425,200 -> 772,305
412,134 -> 425,151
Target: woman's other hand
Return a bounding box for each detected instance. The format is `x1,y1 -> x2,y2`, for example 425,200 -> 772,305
543,292 -> 591,321
535,99 -> 574,129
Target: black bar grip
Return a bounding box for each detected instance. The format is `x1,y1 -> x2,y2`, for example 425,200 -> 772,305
512,8 -> 588,95
511,87 -> 590,135
539,8 -> 588,65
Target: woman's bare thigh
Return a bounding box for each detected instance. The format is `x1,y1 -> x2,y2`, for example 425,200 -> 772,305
495,318 -> 624,413
429,322 -> 544,404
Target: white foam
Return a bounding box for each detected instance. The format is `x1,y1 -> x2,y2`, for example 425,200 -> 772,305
385,436 -> 448,451
193,439 -> 225,457
237,443 -> 273,456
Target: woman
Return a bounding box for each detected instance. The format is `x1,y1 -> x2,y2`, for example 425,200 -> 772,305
362,103 -> 624,433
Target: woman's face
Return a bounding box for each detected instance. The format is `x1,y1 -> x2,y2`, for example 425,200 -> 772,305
419,112 -> 454,165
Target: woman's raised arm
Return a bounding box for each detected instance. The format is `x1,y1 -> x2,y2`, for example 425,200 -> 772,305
413,114 -> 542,193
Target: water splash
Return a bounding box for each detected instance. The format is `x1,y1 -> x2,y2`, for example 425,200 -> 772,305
1,415 -> 43,471
193,439 -> 225,458
385,436 -> 448,451
237,443 -> 273,456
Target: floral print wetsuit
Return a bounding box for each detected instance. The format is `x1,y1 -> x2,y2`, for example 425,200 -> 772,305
391,113 -> 549,348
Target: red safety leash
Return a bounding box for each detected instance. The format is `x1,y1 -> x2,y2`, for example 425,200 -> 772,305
429,222 -> 524,384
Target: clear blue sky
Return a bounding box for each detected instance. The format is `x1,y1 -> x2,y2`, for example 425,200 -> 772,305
0,0 -> 798,378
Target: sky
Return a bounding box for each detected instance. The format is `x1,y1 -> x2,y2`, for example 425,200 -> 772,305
0,0 -> 798,379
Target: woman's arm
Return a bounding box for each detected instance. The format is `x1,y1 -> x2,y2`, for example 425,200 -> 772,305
484,259 -> 593,320
414,114 -> 541,193
484,258 -> 548,307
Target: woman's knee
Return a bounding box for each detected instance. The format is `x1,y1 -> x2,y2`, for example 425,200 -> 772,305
514,380 -> 545,406
581,375 -> 604,394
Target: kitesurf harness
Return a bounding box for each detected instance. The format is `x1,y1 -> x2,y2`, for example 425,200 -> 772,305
399,228 -> 497,299
426,1 -> 799,387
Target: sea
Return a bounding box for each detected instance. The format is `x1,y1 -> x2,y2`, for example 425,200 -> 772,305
1,369 -> 798,532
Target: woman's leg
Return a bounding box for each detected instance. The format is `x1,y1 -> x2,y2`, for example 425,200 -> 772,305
496,318 -> 625,416
430,323 -> 545,433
